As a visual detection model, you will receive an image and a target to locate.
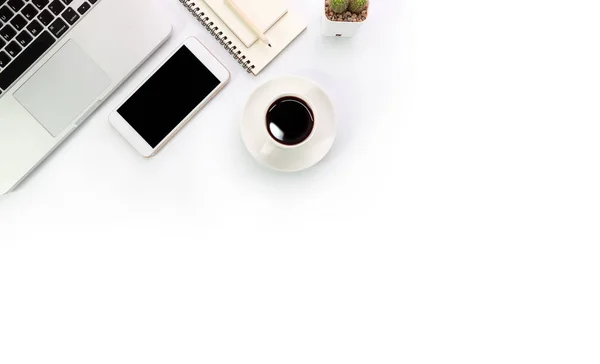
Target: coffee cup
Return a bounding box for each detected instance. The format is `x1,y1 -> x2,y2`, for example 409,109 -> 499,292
241,76 -> 336,172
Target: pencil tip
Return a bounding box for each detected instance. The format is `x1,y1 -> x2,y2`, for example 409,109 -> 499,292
269,44 -> 272,47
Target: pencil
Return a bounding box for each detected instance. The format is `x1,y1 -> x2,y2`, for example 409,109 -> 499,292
225,0 -> 272,47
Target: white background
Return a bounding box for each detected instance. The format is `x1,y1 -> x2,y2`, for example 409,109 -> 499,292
1,0 -> 600,362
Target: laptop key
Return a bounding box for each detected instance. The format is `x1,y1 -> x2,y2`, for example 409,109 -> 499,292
48,16 -> 66,37
31,0 -> 48,10
0,31 -> 55,90
47,0 -> 63,15
76,1 -> 89,15
5,40 -> 21,57
21,3 -> 39,20
61,0 -> 72,4
7,0 -> 25,13
37,8 -> 52,25
9,12 -> 25,30
0,50 -> 10,68
7,0 -> 24,12
61,6 -> 77,24
0,24 -> 16,40
16,30 -> 31,46
26,18 -> 42,35
0,5 -> 14,22
0,36 -> 5,48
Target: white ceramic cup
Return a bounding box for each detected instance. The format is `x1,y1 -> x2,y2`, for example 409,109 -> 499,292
241,76 -> 337,172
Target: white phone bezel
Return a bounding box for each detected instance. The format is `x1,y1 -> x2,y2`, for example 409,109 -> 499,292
109,37 -> 230,157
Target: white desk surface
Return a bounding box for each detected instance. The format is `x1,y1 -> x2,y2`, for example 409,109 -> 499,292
2,0 -> 600,362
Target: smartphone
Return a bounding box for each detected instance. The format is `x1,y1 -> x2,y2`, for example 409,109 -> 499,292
109,37 -> 230,157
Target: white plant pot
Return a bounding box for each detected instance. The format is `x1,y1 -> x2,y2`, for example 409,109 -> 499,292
321,6 -> 368,37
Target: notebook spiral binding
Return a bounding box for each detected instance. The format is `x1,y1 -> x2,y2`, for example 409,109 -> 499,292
180,0 -> 255,73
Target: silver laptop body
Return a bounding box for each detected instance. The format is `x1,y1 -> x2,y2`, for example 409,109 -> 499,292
0,0 -> 172,194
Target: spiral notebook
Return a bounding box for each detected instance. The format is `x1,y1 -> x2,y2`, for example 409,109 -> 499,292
178,0 -> 307,75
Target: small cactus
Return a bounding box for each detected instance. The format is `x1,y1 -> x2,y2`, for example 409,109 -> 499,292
329,0 -> 349,14
348,0 -> 368,13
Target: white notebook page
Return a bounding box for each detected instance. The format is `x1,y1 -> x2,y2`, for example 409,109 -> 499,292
204,0 -> 288,47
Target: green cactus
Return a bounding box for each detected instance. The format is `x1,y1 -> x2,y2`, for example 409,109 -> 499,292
348,0 -> 368,13
329,0 -> 349,14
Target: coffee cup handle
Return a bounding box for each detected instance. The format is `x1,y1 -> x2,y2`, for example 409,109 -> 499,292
259,142 -> 276,157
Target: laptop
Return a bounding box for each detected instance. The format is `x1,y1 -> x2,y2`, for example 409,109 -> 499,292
0,0 -> 172,194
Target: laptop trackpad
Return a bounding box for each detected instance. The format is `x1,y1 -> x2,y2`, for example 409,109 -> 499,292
14,40 -> 111,137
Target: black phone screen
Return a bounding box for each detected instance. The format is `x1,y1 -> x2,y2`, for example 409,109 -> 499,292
118,45 -> 220,148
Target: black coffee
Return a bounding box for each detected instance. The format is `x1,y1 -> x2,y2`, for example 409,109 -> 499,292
266,96 -> 315,146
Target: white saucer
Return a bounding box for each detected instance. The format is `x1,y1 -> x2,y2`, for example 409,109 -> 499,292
241,76 -> 337,172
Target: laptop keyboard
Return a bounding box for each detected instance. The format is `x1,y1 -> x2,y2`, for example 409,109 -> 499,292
0,0 -> 99,96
